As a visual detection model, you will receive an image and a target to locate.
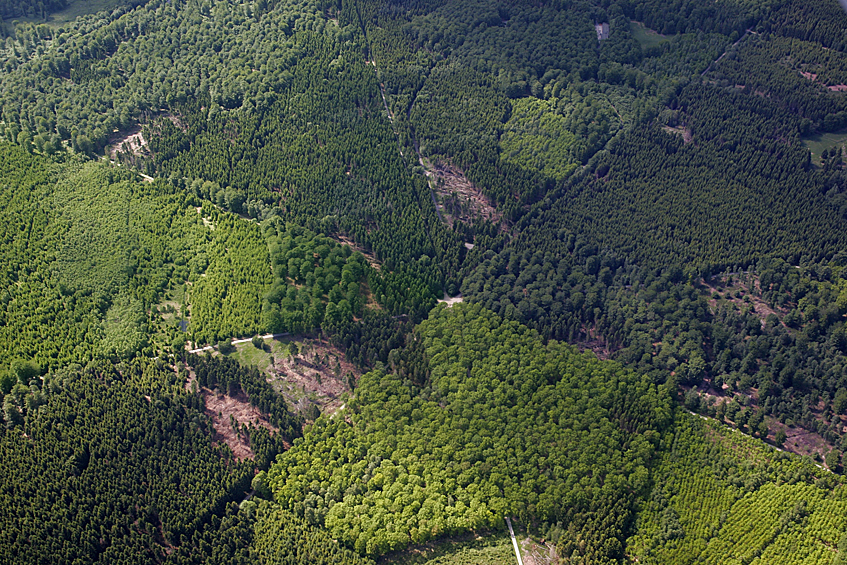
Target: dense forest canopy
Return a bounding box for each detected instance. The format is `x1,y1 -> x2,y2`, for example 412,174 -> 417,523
270,304 -> 673,561
0,355 -> 298,564
3,0 -> 847,562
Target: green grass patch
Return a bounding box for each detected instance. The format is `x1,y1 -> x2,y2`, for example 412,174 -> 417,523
802,128 -> 847,165
378,533 -> 514,565
10,0 -> 132,29
232,340 -> 274,373
630,21 -> 671,49
269,337 -> 293,360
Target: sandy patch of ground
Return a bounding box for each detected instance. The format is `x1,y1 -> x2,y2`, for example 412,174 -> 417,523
520,536 -> 558,565
797,70 -> 847,91
167,114 -> 187,132
574,339 -> 613,360
703,273 -> 788,328
260,337 -> 362,418
688,381 -> 841,465
694,272 -> 844,462
770,418 -> 838,464
185,367 -> 197,391
201,386 -> 279,461
194,206 -> 216,230
333,234 -> 381,270
574,324 -> 614,360
427,159 -> 505,228
437,292 -> 464,307
108,127 -> 149,161
662,125 -> 693,144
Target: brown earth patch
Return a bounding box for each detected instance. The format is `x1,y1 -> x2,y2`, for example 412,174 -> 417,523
687,382 -> 842,465
662,125 -> 693,144
796,70 -> 847,91
185,367 -> 197,391
201,387 -> 279,461
166,113 -> 188,132
333,234 -> 381,270
770,418 -> 838,464
265,337 -> 362,418
107,110 -> 184,160
703,273 -> 788,328
520,536 -> 558,565
107,127 -> 149,161
732,84 -> 770,98
437,292 -> 464,308
428,159 -> 505,229
574,325 -> 614,360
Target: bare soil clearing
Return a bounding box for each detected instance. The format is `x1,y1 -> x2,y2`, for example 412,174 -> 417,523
437,293 -> 464,307
201,387 -> 279,461
520,537 -> 557,565
334,234 -> 381,270
108,127 -> 149,161
703,273 -> 788,328
773,419 -> 838,462
572,323 -> 615,360
662,125 -> 693,144
244,337 -> 362,417
797,70 -> 847,91
428,159 -> 504,228
686,380 -> 842,465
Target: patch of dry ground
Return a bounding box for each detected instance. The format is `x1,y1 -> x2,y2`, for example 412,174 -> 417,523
333,234 -> 381,270
574,324 -> 614,360
770,418 -> 838,462
437,292 -> 464,307
263,337 -> 362,417
703,273 -> 788,328
683,273 -> 844,465
798,70 -> 847,91
520,536 -> 557,565
202,387 -> 279,461
184,365 -> 283,461
108,127 -> 149,161
662,125 -> 693,144
427,159 -> 505,228
107,112 -> 186,160
164,112 -> 188,132
686,380 -> 843,466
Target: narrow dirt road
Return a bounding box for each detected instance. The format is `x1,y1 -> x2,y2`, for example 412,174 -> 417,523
701,29 -> 756,76
187,333 -> 289,354
506,517 -> 524,565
